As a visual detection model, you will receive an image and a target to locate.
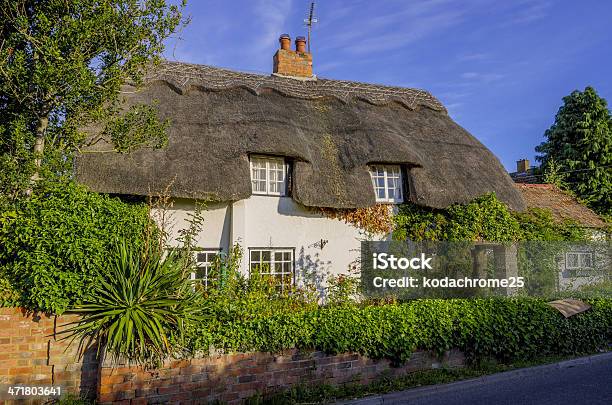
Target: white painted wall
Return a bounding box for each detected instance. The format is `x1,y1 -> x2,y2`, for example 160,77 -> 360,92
153,196 -> 389,288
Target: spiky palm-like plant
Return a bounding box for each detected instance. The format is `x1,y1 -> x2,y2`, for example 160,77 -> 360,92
64,239 -> 204,366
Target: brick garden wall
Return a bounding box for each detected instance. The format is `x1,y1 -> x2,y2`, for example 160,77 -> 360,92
0,308 -> 465,404
98,349 -> 465,404
0,307 -> 99,402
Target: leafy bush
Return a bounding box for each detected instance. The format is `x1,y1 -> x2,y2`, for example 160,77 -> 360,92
0,182 -> 152,314
64,239 -> 204,366
393,193 -> 588,242
187,298 -> 612,365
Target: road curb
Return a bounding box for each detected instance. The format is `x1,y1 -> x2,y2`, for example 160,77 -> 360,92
338,351 -> 612,405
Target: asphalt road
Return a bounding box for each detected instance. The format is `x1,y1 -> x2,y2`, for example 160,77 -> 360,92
344,354 -> 612,405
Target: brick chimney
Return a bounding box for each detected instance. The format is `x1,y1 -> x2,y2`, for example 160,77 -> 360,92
516,159 -> 530,173
273,34 -> 314,79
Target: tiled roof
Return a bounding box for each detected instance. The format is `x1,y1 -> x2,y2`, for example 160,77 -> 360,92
509,170 -> 539,184
514,183 -> 607,228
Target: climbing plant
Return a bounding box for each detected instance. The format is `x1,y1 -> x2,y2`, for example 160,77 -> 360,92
392,193 -> 589,243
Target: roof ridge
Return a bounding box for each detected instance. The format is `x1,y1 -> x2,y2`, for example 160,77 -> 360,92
144,60 -> 446,112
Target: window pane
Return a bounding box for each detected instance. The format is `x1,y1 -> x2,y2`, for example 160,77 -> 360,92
274,262 -> 283,274
580,253 -> 593,268
567,253 -> 579,268
251,250 -> 260,261
195,266 -> 208,279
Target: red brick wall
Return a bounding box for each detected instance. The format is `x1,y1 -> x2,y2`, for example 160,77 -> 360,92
0,308 -> 465,404
0,308 -> 99,401
273,48 -> 313,78
98,349 -> 465,404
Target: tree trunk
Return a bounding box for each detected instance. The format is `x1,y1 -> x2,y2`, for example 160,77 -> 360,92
25,115 -> 48,195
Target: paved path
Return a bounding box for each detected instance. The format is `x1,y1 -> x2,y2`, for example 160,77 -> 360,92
341,352 -> 612,405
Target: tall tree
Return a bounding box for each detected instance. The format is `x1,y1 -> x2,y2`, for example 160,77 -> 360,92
0,0 -> 186,200
536,87 -> 612,215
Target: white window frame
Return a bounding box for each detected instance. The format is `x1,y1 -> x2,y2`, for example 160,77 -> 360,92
250,156 -> 288,196
190,249 -> 222,287
369,165 -> 404,203
565,252 -> 594,270
249,248 -> 295,290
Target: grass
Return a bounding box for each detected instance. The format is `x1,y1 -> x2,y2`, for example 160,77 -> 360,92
54,394 -> 94,405
245,352 -> 608,404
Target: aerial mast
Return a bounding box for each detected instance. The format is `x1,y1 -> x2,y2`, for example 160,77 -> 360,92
304,2 -> 318,53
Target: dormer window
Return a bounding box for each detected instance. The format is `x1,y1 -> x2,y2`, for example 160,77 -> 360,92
369,165 -> 404,203
250,155 -> 288,196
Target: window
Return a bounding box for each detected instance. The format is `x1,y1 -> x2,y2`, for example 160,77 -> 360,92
369,165 -> 404,203
249,248 -> 294,290
250,156 -> 287,196
190,249 -> 221,287
566,252 -> 594,270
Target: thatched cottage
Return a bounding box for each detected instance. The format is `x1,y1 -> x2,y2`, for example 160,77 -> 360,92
76,35 -> 525,286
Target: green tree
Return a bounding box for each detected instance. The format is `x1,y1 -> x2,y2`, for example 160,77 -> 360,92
536,87 -> 612,215
0,0 -> 186,200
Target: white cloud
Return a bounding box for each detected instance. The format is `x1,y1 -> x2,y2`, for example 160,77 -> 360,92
252,0 -> 293,53
461,72 -> 505,83
503,0 -> 552,26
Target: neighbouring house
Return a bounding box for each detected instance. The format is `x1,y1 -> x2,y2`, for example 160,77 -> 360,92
76,34 -> 525,287
514,183 -> 608,233
514,183 -> 610,290
510,158 -> 540,183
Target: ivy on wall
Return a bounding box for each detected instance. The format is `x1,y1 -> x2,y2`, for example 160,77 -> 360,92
320,193 -> 592,242
394,193 -> 591,242
319,204 -> 394,235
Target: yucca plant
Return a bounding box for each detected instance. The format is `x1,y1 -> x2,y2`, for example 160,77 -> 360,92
63,238 -> 205,366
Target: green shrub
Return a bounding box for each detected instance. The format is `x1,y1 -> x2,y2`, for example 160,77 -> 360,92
393,193 -> 589,242
0,182 -> 152,314
188,298 -> 612,365
64,239 -> 205,366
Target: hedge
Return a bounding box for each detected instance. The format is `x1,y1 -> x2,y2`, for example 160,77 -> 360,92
189,298 -> 612,364
0,182 -> 152,314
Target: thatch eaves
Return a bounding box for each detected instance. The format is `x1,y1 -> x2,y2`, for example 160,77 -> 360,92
75,61 -> 525,211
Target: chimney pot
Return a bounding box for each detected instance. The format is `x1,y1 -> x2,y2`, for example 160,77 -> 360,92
516,159 -> 530,173
279,34 -> 291,50
295,36 -> 307,53
273,33 -> 313,79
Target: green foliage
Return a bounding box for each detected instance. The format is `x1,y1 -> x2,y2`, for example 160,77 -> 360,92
187,298 -> 612,365
536,86 -> 612,215
0,0 -> 186,198
53,394 -> 92,405
514,208 -> 587,241
0,182 -> 152,314
393,193 -> 588,243
542,157 -> 569,189
64,239 -> 205,366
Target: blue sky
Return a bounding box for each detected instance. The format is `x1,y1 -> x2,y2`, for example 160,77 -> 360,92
164,0 -> 612,172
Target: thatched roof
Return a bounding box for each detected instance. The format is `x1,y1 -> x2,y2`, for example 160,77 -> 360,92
515,183 -> 607,228
76,61 -> 525,210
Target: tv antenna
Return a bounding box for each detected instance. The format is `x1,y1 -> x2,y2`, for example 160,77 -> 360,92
304,2 -> 318,53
